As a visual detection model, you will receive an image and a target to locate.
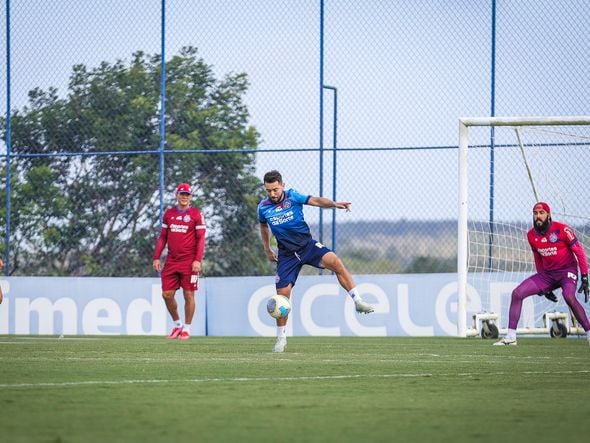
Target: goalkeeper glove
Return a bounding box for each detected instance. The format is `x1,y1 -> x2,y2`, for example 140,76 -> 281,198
538,290 -> 557,303
577,274 -> 589,303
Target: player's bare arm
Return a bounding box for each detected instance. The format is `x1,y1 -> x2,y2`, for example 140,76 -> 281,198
153,259 -> 161,272
259,222 -> 277,262
308,196 -> 351,211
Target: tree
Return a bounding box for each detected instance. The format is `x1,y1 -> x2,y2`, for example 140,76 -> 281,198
1,46 -> 273,277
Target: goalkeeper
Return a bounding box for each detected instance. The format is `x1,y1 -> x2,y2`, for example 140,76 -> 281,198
494,202 -> 590,346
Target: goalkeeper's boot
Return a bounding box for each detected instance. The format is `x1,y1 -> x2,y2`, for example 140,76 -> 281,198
272,337 -> 287,353
178,330 -> 190,341
493,337 -> 517,346
167,327 -> 183,340
354,298 -> 375,314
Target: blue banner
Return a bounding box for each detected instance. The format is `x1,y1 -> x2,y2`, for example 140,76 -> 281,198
2,273 -> 574,336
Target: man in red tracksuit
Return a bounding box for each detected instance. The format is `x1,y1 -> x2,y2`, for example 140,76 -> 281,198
153,183 -> 206,341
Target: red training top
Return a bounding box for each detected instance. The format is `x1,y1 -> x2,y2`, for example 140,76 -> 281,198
153,206 -> 206,263
527,220 -> 588,274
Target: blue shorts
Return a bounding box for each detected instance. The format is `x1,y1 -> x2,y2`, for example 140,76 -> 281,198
275,239 -> 331,289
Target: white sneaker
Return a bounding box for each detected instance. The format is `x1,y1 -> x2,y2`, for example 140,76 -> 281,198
272,337 -> 287,353
354,298 -> 374,314
493,337 -> 517,346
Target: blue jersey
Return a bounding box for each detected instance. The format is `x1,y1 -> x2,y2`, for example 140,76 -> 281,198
258,188 -> 313,253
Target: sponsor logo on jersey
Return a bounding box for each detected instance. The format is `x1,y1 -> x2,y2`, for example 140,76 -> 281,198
269,210 -> 294,225
170,223 -> 189,233
537,246 -> 557,256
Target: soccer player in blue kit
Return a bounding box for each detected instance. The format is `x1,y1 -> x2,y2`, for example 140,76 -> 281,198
258,170 -> 374,353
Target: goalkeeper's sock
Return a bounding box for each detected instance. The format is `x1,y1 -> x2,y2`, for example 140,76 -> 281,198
506,329 -> 517,340
277,326 -> 286,339
174,320 -> 183,328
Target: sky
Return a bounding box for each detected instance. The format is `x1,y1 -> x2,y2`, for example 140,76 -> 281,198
1,0 -> 589,223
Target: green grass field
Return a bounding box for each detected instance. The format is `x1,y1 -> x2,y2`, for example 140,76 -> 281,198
1,335 -> 589,443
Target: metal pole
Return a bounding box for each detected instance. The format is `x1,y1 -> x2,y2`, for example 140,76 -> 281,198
4,0 -> 12,274
487,0 -> 497,271
158,0 -> 166,224
323,85 -> 338,251
457,121 -> 470,337
318,0 -> 325,245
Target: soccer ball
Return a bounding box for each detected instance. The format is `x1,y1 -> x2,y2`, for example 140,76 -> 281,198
266,294 -> 291,319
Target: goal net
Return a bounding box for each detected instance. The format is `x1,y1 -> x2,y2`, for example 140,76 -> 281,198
457,116 -> 590,337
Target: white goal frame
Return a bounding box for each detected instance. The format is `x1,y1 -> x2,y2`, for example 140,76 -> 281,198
457,116 -> 590,337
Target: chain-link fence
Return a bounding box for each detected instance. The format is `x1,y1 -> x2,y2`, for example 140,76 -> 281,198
1,1 -> 588,277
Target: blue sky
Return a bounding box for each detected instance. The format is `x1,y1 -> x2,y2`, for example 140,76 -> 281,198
2,0 -> 589,222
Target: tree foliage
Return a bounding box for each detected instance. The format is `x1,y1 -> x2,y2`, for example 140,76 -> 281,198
1,46 -> 273,277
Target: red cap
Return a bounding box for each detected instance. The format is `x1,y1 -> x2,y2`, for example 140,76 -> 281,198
176,183 -> 193,195
533,201 -> 550,213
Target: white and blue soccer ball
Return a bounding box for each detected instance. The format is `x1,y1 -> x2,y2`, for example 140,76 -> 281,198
266,294 -> 291,319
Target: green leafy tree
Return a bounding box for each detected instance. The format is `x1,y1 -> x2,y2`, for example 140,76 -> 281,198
1,46 -> 272,277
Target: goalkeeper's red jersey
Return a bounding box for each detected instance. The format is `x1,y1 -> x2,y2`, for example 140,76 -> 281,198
153,206 -> 206,263
527,221 -> 588,274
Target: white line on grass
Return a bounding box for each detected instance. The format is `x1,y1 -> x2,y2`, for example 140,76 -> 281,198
2,370 -> 590,390
0,374 -> 431,390
0,337 -> 101,344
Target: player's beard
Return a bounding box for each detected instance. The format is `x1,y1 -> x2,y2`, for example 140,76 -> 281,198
271,192 -> 285,203
533,216 -> 551,234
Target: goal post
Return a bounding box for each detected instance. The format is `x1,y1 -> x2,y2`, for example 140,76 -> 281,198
457,116 -> 590,338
